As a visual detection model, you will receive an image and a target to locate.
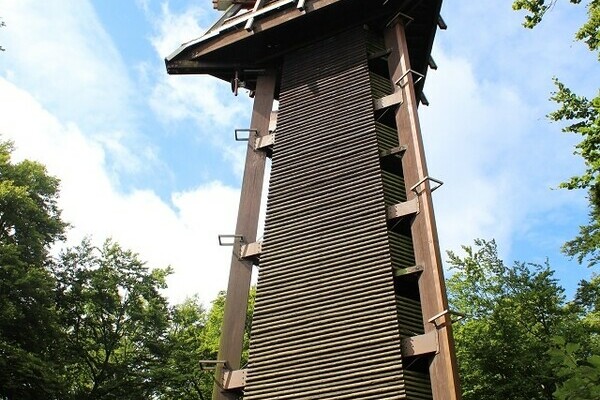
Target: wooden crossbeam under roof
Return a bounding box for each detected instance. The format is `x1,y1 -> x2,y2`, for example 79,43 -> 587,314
165,0 -> 442,99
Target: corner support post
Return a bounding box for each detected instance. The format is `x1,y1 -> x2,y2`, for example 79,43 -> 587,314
212,70 -> 277,400
384,21 -> 461,400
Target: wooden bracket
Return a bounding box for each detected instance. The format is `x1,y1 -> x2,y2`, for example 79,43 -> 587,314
380,145 -> 407,159
368,48 -> 392,60
394,264 -> 424,277
401,331 -> 438,357
374,89 -> 403,110
254,133 -> 275,151
222,369 -> 247,390
380,145 -> 407,172
239,241 -> 262,261
387,197 -> 419,220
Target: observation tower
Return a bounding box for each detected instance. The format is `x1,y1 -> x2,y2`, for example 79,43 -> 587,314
166,1 -> 460,399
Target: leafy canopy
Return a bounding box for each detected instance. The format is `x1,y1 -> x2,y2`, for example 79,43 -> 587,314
448,239 -> 600,400
0,140 -> 67,399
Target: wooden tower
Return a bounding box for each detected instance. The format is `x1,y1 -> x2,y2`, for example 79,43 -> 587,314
166,1 -> 460,399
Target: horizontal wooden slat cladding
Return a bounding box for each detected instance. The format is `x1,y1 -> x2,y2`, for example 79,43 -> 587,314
244,27 -> 407,399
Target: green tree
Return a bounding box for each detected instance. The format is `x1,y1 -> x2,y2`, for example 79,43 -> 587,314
447,239 -> 570,400
52,239 -> 172,399
0,140 -> 67,399
546,274 -> 600,399
513,1 -> 600,266
156,288 -> 255,400
157,297 -> 212,400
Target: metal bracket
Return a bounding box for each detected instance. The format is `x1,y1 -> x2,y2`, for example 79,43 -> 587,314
231,70 -> 246,96
235,129 -> 258,141
410,176 -> 443,195
218,234 -> 244,246
428,309 -> 466,328
200,359 -> 229,371
395,69 -> 424,88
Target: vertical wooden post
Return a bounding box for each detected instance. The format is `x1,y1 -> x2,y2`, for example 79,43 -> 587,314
213,71 -> 276,400
385,22 -> 462,400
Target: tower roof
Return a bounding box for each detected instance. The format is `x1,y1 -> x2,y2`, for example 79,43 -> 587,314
165,0 -> 442,96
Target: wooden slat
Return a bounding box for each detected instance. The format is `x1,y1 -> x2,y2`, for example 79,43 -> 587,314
244,27 -> 407,400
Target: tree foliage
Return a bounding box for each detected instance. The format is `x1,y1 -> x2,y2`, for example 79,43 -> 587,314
0,140 -> 67,399
448,239 -> 600,400
0,141 -> 256,399
53,239 -> 172,399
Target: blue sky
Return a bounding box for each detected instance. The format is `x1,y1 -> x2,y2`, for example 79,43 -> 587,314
0,0 -> 598,305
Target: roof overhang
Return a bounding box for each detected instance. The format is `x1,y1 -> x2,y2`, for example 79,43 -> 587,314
166,0 -> 442,96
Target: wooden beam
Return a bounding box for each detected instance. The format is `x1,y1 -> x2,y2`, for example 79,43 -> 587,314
385,22 -> 461,400
222,369 -> 247,390
401,331 -> 438,357
380,145 -> 407,159
239,241 -> 262,261
254,133 -> 274,151
394,264 -> 424,277
213,71 -> 276,400
374,89 -> 403,110
386,197 -> 419,220
191,0 -> 344,59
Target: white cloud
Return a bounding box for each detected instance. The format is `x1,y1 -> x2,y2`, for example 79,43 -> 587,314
145,2 -> 251,176
0,78 -> 240,305
1,0 -> 133,133
0,1 -> 251,306
420,44 -> 586,261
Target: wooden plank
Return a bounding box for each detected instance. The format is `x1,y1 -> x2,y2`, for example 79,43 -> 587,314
213,71 -> 276,400
401,331 -> 438,357
385,22 -> 462,400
